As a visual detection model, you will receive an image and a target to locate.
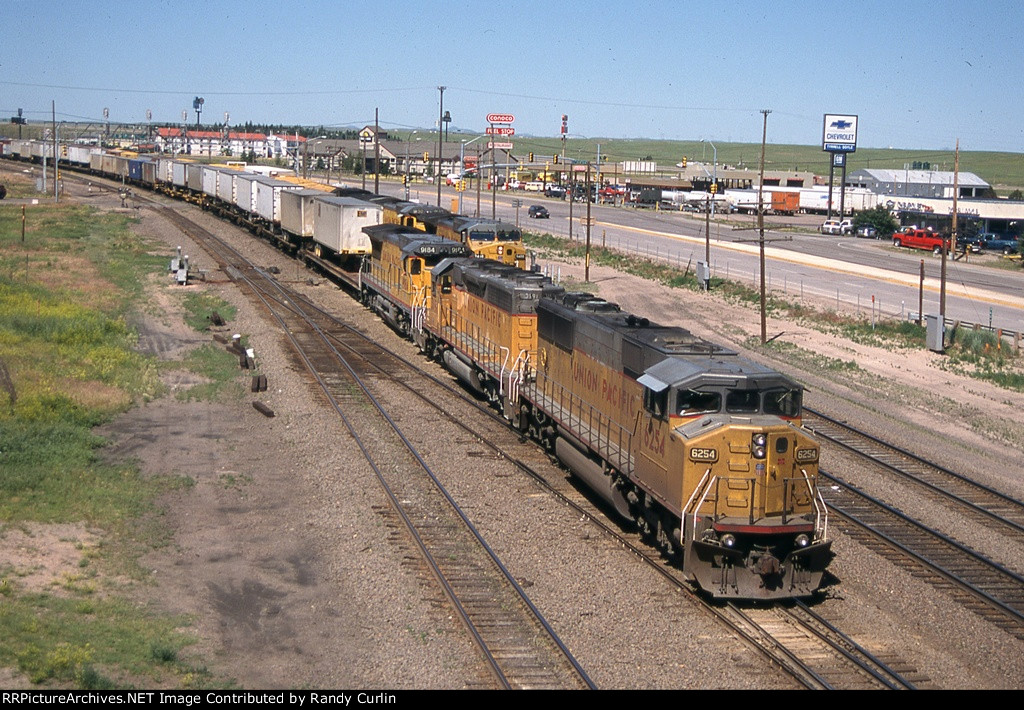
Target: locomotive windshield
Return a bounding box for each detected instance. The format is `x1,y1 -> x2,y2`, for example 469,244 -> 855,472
468,228 -> 497,242
763,387 -> 801,417
655,386 -> 802,418
676,389 -> 720,416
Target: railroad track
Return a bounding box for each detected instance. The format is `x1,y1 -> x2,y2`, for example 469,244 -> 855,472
237,254 -> 928,689
822,469 -> 1024,640
151,200 -> 595,690
805,408 -> 1024,539
85,180 -> 928,688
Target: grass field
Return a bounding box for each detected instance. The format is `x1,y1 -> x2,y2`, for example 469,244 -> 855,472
0,184 -> 233,688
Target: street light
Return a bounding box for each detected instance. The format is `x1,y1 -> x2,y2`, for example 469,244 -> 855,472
436,85 -> 446,206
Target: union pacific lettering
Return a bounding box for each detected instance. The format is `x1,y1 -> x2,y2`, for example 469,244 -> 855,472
467,294 -> 505,329
570,352 -> 640,423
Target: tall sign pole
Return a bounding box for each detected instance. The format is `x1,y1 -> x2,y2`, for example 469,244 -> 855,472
485,113 -> 515,220
822,114 -> 858,221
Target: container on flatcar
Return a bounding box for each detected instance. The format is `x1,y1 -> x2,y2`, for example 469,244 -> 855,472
128,157 -> 156,186
233,173 -> 268,215
254,178 -> 300,224
185,163 -> 204,194
31,141 -> 56,163
281,189 -> 328,241
310,196 -> 381,259
67,145 -> 94,167
216,166 -> 236,205
171,161 -> 188,189
200,165 -> 226,200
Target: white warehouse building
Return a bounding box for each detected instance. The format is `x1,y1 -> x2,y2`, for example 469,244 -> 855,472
847,168 -> 991,200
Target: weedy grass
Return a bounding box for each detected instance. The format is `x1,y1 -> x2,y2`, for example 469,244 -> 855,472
0,592 -> 208,688
182,292 -> 236,332
0,202 -> 222,687
943,325 -> 1024,391
174,343 -> 246,402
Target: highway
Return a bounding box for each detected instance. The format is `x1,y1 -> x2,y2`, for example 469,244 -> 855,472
389,181 -> 1024,337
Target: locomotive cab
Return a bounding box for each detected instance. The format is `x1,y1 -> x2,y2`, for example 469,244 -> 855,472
637,357 -> 832,599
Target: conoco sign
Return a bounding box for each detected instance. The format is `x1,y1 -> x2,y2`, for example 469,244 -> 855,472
486,113 -> 515,124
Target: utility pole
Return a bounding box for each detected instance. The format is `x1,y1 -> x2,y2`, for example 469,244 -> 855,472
374,108 -> 380,195
941,139 -> 959,319
52,101 -> 58,202
757,109 -> 772,345
585,162 -> 592,281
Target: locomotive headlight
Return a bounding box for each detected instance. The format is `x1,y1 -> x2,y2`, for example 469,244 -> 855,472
795,534 -> 810,548
721,534 -> 736,548
752,433 -> 767,459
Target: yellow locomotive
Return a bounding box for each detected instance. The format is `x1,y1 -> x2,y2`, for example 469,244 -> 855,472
416,259 -> 831,599
421,213 -> 528,268
360,224 -> 473,336
365,193 -> 528,268
520,293 -> 831,599
423,259 -> 563,412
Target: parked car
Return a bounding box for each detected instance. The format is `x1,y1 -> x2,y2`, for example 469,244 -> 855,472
544,186 -> 566,199
979,233 -> 1022,255
855,225 -> 877,239
528,205 -> 549,219
892,227 -> 949,254
820,219 -> 853,235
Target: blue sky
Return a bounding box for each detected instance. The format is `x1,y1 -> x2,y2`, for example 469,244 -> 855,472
2,0 -> 1022,153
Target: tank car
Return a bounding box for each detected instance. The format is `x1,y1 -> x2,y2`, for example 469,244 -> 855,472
516,293 -> 831,600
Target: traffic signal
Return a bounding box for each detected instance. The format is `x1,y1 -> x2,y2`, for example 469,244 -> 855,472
423,151 -> 429,162
528,152 -> 534,162
552,154 -> 559,164
682,156 -> 687,168
710,182 -> 717,194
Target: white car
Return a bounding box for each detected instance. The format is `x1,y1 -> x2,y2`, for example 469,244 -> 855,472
820,219 -> 853,235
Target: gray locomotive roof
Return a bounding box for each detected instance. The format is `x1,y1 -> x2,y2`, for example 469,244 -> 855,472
638,354 -> 799,392
444,259 -> 562,314
362,224 -> 471,257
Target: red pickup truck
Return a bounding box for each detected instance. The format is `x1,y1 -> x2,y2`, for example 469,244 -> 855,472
892,228 -> 950,254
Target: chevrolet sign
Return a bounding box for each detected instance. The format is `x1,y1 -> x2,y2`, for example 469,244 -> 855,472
822,113 -> 858,153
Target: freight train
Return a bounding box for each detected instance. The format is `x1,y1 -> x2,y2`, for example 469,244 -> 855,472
1,140 -> 833,599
